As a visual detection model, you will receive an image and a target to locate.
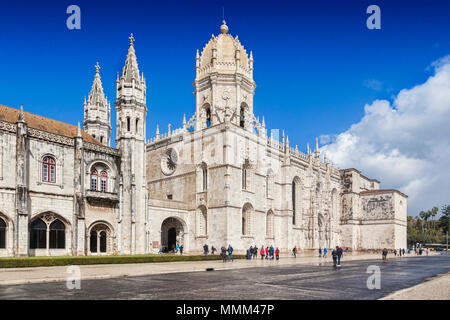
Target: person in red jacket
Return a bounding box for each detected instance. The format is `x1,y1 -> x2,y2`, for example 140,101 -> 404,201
275,248 -> 280,260
265,246 -> 269,260
260,247 -> 265,260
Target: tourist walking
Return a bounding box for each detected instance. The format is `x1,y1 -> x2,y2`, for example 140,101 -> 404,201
394,249 -> 397,256
382,248 -> 388,262
292,246 -> 297,258
265,247 -> 269,260
203,244 -> 209,255
332,247 -> 338,267
228,244 -> 234,262
246,247 -> 252,260
318,247 -> 322,258
336,246 -> 343,267
253,246 -> 258,259
323,247 -> 328,258
180,245 -> 183,255
275,248 -> 280,260
221,246 -> 226,263
260,247 -> 265,260
211,246 -> 217,255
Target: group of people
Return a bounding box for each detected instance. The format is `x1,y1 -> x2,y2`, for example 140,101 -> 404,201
220,245 -> 234,262
203,244 -> 283,262
393,248 -> 406,257
256,246 -> 281,260
159,244 -> 184,254
318,247 -> 329,258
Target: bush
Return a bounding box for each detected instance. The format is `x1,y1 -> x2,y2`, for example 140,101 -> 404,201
0,254 -> 245,269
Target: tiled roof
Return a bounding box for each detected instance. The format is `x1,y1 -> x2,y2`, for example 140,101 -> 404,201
360,189 -> 408,198
0,104 -> 102,145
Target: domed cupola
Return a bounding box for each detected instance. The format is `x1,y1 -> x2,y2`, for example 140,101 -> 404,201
197,20 -> 253,79
193,21 -> 256,132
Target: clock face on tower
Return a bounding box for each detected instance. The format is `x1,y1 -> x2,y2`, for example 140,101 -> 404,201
161,148 -> 178,176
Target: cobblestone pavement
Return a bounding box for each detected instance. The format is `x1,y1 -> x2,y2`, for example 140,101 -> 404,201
0,255 -> 448,300
0,252 -> 436,286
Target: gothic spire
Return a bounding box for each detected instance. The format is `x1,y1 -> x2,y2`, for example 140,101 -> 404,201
88,62 -> 108,107
84,62 -> 111,146
121,33 -> 141,82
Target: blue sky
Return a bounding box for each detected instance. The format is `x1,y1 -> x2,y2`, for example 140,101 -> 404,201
0,0 -> 448,147
1,0 -> 450,215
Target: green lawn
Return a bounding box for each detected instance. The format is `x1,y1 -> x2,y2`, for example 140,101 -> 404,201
0,254 -> 245,268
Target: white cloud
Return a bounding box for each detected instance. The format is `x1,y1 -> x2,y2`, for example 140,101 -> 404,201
322,57 -> 450,216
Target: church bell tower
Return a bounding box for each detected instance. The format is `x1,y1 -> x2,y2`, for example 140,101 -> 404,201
194,21 -> 256,131
115,34 -> 148,254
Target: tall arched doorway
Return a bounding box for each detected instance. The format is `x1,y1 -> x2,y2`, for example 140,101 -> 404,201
88,222 -> 113,255
161,217 -> 185,252
168,228 -> 177,250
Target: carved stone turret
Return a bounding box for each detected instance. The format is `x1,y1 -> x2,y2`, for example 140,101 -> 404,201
83,62 -> 112,146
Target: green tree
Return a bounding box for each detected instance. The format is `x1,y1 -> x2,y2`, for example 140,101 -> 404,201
440,205 -> 450,234
430,207 -> 439,230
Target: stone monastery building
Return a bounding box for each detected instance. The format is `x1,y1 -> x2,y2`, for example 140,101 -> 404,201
0,22 -> 407,257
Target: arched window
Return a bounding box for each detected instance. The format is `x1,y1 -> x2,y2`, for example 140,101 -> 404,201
240,106 -> 245,128
91,170 -> 98,191
242,204 -> 253,236
89,224 -> 111,254
292,180 -> 296,225
90,231 -> 97,253
0,218 -> 6,249
127,117 -> 131,132
292,178 -> 302,226
42,156 -> 56,183
206,108 -> 211,128
30,217 -> 66,250
100,136 -> 104,143
49,220 -> 65,249
99,231 -> 107,253
100,171 -> 108,193
202,167 -> 207,191
30,219 -> 47,249
136,118 -> 140,134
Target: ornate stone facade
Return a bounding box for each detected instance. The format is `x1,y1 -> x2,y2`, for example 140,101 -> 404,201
0,22 -> 407,257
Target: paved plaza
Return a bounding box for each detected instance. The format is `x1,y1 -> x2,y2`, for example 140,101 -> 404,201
0,254 -> 448,300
